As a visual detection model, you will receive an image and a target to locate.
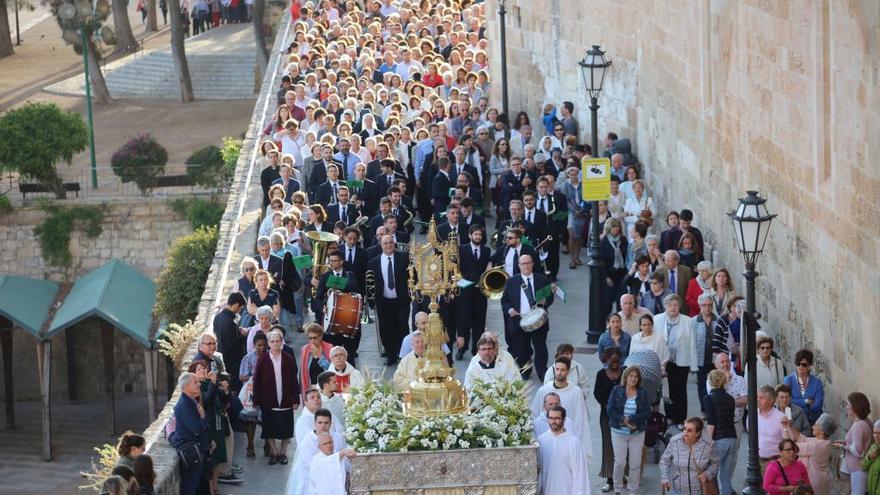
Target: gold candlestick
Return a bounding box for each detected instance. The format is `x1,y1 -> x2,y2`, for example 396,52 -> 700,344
403,219 -> 469,417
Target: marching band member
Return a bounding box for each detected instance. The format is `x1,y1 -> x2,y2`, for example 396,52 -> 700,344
455,224 -> 491,360
500,254 -> 555,380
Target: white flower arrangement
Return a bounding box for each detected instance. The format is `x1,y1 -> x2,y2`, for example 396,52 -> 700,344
344,379 -> 533,453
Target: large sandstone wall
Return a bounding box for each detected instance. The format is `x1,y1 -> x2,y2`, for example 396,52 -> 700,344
487,0 -> 880,406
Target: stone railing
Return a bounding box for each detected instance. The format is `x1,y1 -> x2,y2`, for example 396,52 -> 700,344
142,14 -> 294,495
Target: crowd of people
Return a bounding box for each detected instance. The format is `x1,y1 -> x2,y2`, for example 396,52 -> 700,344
150,0 -> 880,495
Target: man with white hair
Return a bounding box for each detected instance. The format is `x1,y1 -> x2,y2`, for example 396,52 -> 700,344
654,250 -> 693,314
308,432 -> 356,495
610,153 -> 627,181
326,346 -> 364,394
288,409 -> 346,495
392,331 -> 425,390
170,372 -> 209,495
617,293 -> 650,335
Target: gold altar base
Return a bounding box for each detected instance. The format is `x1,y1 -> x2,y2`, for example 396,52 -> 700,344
402,377 -> 469,417
349,445 -> 539,495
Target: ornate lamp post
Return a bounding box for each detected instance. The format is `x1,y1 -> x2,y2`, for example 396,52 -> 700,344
577,45 -> 611,343
497,0 -> 509,119
729,190 -> 776,495
58,0 -> 110,189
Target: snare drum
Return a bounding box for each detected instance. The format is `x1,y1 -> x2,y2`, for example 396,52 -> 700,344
323,291 -> 363,337
519,307 -> 548,332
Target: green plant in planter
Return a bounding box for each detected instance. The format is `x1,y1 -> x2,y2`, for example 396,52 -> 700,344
154,225 -> 218,324
111,134 -> 168,194
33,203 -> 106,267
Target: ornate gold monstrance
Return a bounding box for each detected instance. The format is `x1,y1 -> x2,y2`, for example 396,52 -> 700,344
404,219 -> 469,417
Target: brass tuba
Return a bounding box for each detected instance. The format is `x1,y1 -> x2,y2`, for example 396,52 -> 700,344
305,230 -> 340,297
478,267 -> 508,300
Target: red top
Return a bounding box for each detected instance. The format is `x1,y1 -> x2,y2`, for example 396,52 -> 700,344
684,278 -> 704,317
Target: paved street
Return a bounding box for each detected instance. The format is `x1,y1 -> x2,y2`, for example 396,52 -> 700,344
220,230 -> 755,494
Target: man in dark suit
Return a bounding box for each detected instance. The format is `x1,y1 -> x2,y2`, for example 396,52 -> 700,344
388,186 -> 415,234
349,162 -> 378,218
376,160 -> 407,199
499,156 -> 534,209
459,197 -> 485,228
535,176 -> 566,281
660,208 -> 705,254
310,250 -> 361,360
277,244 -> 304,334
366,143 -> 404,179
431,157 -> 454,219
500,253 -> 554,379
213,292 -> 246,390
255,236 -> 284,288
454,224 -> 491,360
340,226 -> 368,295
521,190 -> 549,247
368,235 -> 411,365
365,226 -> 386,261
260,148 -> 281,207
454,171 -> 483,205
315,164 -> 344,206
654,250 -> 694,314
325,186 -> 360,226
307,144 -> 343,196
437,203 -> 467,243
451,145 -> 481,189
496,200 -> 535,249
381,214 -> 410,246
367,198 -> 396,244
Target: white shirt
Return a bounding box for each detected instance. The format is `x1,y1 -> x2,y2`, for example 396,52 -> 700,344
269,351 -> 284,408
524,208 -> 538,224
382,254 -> 398,298
344,244 -> 356,264
463,354 -> 521,389
504,246 -> 520,276
519,274 -> 535,315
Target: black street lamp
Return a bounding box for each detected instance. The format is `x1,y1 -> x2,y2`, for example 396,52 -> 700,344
578,45 -> 612,343
497,0 -> 509,119
729,190 -> 776,495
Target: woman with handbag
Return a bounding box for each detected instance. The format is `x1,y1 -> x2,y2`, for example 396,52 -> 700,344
169,372 -> 209,495
763,439 -> 811,494
659,417 -> 720,495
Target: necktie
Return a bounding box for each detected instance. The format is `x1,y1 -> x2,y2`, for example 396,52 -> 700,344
473,247 -> 479,259
512,249 -> 520,275
387,175 -> 392,185
539,197 -> 546,212
527,211 -> 532,223
348,248 -> 353,264
387,256 -> 395,290
341,205 -> 346,220
332,183 -> 338,202
525,278 -> 536,307
670,269 -> 677,292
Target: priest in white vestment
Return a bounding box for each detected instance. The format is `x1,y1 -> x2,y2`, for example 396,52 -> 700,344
538,405 -> 590,495
326,346 -> 365,394
318,370 -> 347,428
532,391 -> 560,439
287,408 -> 346,495
295,388 -> 343,442
392,331 -> 425,390
530,356 -> 593,458
464,335 -> 521,389
309,433 -> 357,495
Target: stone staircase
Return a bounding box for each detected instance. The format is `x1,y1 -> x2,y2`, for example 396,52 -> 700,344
45,24 -> 257,100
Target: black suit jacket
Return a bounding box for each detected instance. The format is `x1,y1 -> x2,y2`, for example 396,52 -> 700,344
326,202 -> 360,226
278,251 -> 303,313
367,251 -> 411,302
431,170 -> 453,214
260,165 -> 281,207
492,244 -> 538,269
340,245 -> 368,294
500,170 -> 535,206
450,162 -> 481,189
366,159 -> 405,180
316,180 -> 345,207
462,212 -> 486,228
376,172 -> 407,199
255,254 -> 284,288
349,178 -> 378,218
495,218 -> 534,248
303,222 -> 334,234
522,208 -> 549,245
458,243 -> 491,284
308,160 -> 344,195
537,192 -> 568,235
311,269 -> 358,315
500,273 -> 554,318
437,222 -> 468,243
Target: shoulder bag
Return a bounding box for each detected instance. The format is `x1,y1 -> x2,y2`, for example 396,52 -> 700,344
690,443 -> 719,495
177,440 -> 204,470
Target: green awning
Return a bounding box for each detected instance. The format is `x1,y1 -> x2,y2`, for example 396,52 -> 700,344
0,275 -> 59,338
47,259 -> 156,347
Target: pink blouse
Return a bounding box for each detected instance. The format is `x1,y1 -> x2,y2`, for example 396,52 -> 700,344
763,460 -> 811,495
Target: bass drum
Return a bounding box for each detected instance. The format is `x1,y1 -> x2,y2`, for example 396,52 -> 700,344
519,307 -> 548,332
323,291 -> 363,337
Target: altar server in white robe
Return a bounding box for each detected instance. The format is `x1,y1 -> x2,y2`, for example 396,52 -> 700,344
288,408 -> 346,495
530,356 -> 593,458
309,433 -> 357,495
464,335 -> 521,389
538,405 -> 590,495
295,388 -> 343,443
533,391 -> 560,439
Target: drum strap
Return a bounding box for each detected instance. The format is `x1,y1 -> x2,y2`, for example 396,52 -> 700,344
522,278 -> 536,307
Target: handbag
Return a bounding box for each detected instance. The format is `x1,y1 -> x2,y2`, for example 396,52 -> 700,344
690,444 -> 719,495
177,440 -> 204,469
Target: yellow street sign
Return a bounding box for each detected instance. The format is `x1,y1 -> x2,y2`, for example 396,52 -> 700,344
581,157 -> 611,201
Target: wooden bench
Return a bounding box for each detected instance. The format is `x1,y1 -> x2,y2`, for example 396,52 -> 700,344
154,175 -> 194,188
19,182 -> 81,199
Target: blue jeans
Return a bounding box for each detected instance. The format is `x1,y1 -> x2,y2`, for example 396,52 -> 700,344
713,436 -> 737,495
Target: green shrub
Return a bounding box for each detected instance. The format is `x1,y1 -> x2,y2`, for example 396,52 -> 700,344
154,226 -> 219,323
111,134 -> 168,194
0,102 -> 88,199
0,195 -> 12,216
185,145 -> 224,189
33,203 -> 106,267
220,137 -> 243,188
169,197 -> 225,230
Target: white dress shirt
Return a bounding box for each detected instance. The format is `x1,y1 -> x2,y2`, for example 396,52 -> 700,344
504,246 -> 520,276
519,274 -> 535,315
382,254 -> 398,299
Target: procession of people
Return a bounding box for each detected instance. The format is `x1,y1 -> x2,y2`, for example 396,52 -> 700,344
164,1 -> 876,495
